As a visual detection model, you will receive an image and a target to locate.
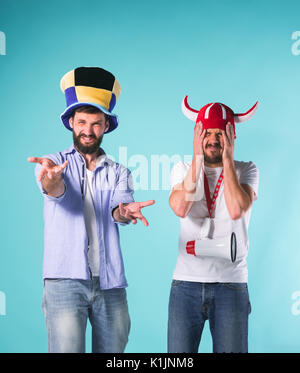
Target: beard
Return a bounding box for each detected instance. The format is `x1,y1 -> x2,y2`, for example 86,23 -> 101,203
73,132 -> 103,154
204,144 -> 223,165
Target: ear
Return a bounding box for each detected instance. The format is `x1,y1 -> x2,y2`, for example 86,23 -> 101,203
104,121 -> 109,133
69,116 -> 74,129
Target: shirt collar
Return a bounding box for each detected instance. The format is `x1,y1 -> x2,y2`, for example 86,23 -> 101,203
63,144 -> 113,169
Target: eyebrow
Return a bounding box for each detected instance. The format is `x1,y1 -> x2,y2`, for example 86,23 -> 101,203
77,120 -> 105,124
91,121 -> 104,125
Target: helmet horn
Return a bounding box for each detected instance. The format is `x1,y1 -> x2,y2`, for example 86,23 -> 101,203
182,95 -> 199,122
234,102 -> 259,123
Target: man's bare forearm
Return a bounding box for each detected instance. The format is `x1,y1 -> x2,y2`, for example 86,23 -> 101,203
223,159 -> 251,220
41,174 -> 65,198
184,154 -> 204,193
169,155 -> 204,218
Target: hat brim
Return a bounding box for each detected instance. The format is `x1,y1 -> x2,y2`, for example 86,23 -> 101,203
61,102 -> 118,133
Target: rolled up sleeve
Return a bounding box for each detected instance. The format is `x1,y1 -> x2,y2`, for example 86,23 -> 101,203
110,165 -> 135,225
239,161 -> 259,201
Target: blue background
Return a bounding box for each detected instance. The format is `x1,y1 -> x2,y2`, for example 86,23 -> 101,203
1,0 -> 300,352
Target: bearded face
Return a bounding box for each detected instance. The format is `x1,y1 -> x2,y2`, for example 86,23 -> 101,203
73,131 -> 104,154
69,111 -> 109,155
203,129 -> 223,165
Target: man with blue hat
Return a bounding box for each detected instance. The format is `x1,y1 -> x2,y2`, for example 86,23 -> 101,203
28,67 -> 155,353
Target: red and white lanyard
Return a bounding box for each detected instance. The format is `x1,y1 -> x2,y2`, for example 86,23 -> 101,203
203,169 -> 224,218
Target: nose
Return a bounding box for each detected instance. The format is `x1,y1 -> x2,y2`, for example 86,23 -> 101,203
208,133 -> 220,144
81,123 -> 94,136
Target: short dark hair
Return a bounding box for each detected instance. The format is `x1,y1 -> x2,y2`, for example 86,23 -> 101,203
70,105 -> 110,121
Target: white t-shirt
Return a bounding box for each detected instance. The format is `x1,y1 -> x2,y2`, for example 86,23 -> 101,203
84,157 -> 104,277
170,160 -> 259,283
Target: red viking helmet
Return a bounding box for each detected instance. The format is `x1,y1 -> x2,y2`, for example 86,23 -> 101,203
182,96 -> 258,137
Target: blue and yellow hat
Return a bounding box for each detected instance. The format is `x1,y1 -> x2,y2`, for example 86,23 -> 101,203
60,66 -> 121,133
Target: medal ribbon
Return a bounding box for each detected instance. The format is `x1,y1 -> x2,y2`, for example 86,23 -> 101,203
203,169 -> 224,218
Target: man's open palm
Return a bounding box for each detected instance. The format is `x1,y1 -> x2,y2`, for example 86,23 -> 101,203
119,200 -> 155,226
28,157 -> 68,181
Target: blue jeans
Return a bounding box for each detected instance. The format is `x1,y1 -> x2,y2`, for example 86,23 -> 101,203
42,277 -> 130,353
168,281 -> 251,353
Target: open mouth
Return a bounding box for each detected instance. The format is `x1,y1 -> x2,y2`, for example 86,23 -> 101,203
80,135 -> 96,144
207,145 -> 221,151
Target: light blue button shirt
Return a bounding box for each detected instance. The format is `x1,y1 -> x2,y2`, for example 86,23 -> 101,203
34,145 -> 134,289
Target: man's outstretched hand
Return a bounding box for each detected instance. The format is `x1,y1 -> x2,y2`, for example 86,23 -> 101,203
28,156 -> 68,197
118,200 -> 155,226
28,157 -> 68,181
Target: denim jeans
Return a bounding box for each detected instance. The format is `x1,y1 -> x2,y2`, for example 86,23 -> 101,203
168,280 -> 251,353
42,277 -> 130,353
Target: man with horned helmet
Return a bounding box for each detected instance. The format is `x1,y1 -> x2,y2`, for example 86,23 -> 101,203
168,96 -> 259,353
28,67 -> 155,353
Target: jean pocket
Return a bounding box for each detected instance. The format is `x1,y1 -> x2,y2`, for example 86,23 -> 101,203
223,282 -> 248,291
45,278 -> 66,282
171,280 -> 184,287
